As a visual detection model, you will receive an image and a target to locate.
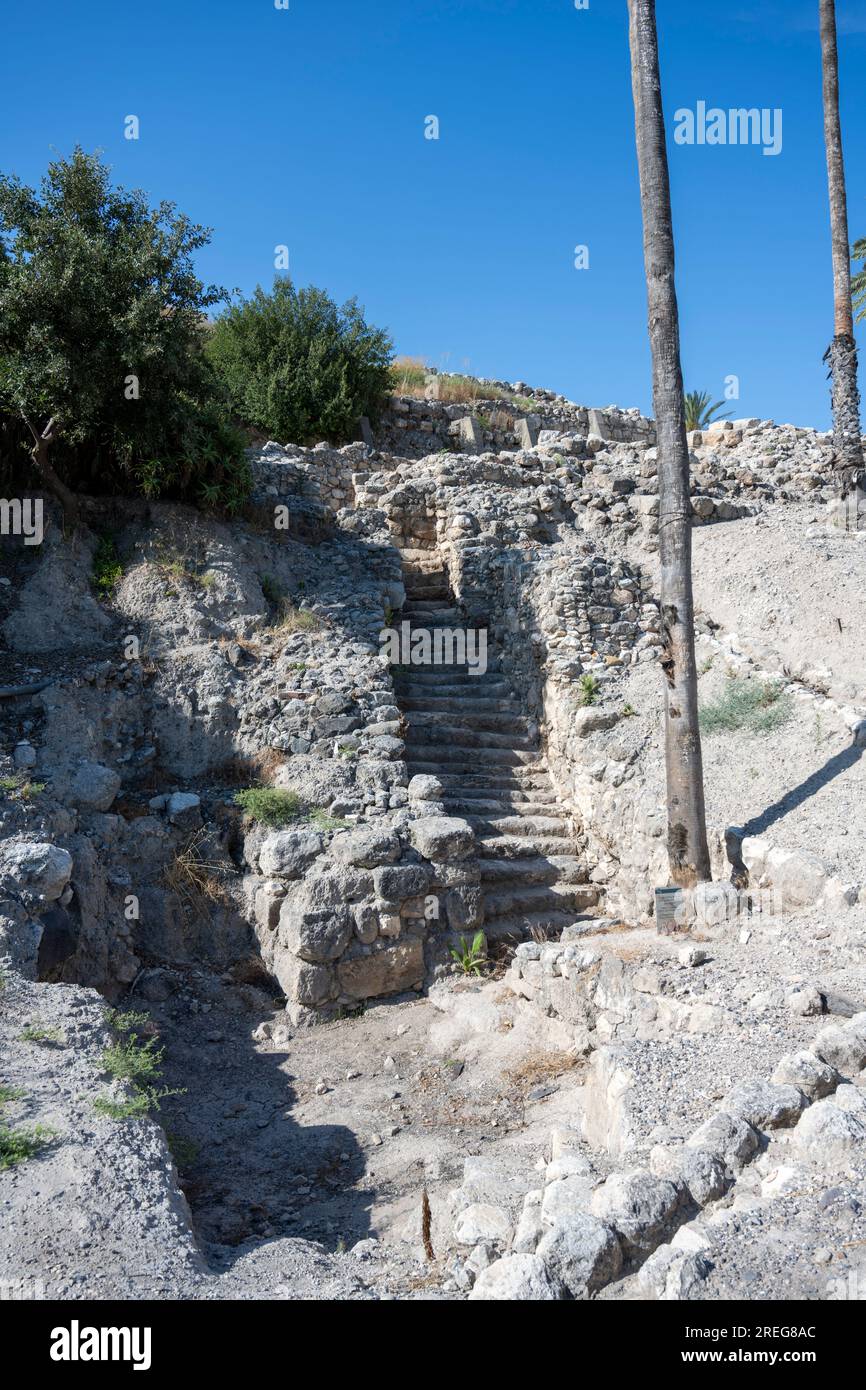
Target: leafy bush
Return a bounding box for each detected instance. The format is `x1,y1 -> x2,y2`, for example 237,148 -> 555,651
92,535 -> 123,597
233,787 -> 302,826
207,278 -> 393,445
0,148 -> 250,515
0,1120 -> 55,1169
578,674 -> 600,707
699,677 -> 793,734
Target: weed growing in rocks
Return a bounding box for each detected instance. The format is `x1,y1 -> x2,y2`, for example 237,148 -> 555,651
0,1119 -> 55,1169
450,930 -> 487,977
164,830 -> 232,922
92,534 -> 123,597
0,774 -> 45,800
699,676 -> 793,734
19,1023 -> 64,1046
233,787 -> 302,826
95,1015 -> 184,1121
578,674 -> 601,707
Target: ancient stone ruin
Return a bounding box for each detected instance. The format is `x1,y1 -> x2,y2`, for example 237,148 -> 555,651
3,379 -> 866,1303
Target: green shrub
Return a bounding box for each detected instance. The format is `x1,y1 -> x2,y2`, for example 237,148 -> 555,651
0,1121 -> 54,1169
207,278 -> 393,445
699,677 -> 793,734
578,674 -> 600,707
102,1035 -> 164,1085
450,930 -> 487,977
92,535 -> 123,597
0,148 -> 250,514
234,787 -> 302,827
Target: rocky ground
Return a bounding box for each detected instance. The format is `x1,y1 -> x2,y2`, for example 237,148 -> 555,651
2,383 -> 866,1302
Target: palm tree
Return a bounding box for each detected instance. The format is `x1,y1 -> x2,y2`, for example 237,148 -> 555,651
684,390 -> 732,432
853,236 -> 865,324
820,0 -> 864,488
627,0 -> 711,889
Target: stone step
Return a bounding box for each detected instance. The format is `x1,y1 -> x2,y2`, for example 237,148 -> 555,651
407,712 -> 530,735
395,677 -> 511,697
483,909 -> 593,943
445,796 -> 561,817
476,855 -> 589,886
401,607 -> 465,623
477,835 -> 583,859
420,768 -> 552,790
404,743 -> 543,768
404,724 -> 534,751
473,814 -> 573,837
398,695 -> 518,715
393,664 -> 505,682
483,883 -> 599,918
399,698 -> 523,723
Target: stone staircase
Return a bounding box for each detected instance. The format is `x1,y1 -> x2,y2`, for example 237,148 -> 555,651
394,556 -> 600,943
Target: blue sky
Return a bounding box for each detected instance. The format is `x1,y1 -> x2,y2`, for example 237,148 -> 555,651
1,0 -> 865,428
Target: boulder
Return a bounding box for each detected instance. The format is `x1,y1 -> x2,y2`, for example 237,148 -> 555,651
259,828 -> 323,879
771,1051 -> 840,1100
590,1169 -> 684,1256
649,1143 -> 730,1206
720,1079 -> 808,1130
337,938 -> 425,999
407,774 -> 445,802
329,827 -> 401,868
468,1254 -> 563,1301
811,1017 -> 866,1075
790,1095 -> 866,1165
638,1246 -> 711,1301
686,1112 -> 760,1171
166,792 -> 202,828
408,816 -> 475,862
0,840 -> 73,904
454,1204 -> 512,1248
279,905 -> 353,962
69,761 -> 121,812
536,1212 -> 622,1298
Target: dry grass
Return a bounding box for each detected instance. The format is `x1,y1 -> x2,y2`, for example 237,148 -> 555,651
213,748 -> 287,787
390,355 -> 428,394
164,829 -> 232,923
274,602 -> 321,635
503,1050 -> 581,1092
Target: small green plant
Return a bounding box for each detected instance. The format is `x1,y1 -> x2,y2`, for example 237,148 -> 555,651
166,1131 -> 200,1170
578,674 -> 600,707
622,703 -> 637,718
261,573 -> 284,606
450,930 -> 487,977
104,1009 -> 151,1034
0,1120 -> 55,1169
234,787 -> 302,827
698,655 -> 716,677
699,677 -> 793,735
92,534 -> 123,597
102,1034 -> 165,1086
93,1085 -> 182,1121
0,1084 -> 24,1104
0,774 -> 45,800
95,1013 -> 184,1121
336,744 -> 358,759
308,808 -> 350,832
19,1023 -> 64,1046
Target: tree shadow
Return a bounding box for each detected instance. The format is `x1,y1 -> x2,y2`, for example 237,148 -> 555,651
156,992 -> 372,1269
739,739 -> 864,840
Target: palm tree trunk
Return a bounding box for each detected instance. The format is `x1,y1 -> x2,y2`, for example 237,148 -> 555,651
627,0 -> 711,888
820,0 -> 864,487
